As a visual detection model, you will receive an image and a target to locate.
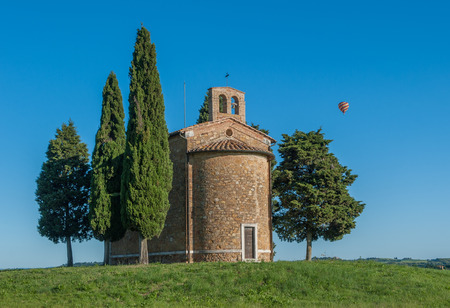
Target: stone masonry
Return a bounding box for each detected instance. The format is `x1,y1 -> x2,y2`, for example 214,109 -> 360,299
111,87 -> 275,264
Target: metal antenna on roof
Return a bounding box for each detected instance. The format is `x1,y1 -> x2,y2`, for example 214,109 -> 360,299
184,81 -> 186,128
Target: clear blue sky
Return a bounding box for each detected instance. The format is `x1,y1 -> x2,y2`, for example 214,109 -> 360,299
1,0 -> 449,269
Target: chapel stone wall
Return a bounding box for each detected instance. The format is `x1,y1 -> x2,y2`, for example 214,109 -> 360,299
190,152 -> 272,262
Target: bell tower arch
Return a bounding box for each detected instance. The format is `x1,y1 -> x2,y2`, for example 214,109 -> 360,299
208,87 -> 246,123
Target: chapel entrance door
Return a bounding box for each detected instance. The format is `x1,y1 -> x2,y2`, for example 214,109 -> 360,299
244,226 -> 255,259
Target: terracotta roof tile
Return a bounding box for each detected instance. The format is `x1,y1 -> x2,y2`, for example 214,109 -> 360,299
189,138 -> 273,158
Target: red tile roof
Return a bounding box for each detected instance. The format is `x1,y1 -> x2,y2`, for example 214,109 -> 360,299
189,138 -> 273,158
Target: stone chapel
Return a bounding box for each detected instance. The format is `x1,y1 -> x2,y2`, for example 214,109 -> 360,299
111,86 -> 275,263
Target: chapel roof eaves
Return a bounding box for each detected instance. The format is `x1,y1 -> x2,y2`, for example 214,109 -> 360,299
169,117 -> 276,143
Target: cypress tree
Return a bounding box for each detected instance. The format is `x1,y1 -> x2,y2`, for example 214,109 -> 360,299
197,91 -> 226,124
36,121 -> 92,267
121,26 -> 173,264
90,72 -> 126,265
196,91 -> 209,124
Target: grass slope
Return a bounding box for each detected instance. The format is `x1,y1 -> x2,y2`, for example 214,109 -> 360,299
1,261 -> 449,307
365,257 -> 450,270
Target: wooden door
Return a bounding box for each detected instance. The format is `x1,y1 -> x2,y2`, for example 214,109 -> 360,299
244,227 -> 255,259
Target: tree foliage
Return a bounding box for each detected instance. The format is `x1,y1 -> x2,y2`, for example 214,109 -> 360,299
121,26 -> 173,263
36,120 -> 92,266
196,91 -> 209,124
196,91 -> 225,124
90,72 -> 126,263
273,129 -> 364,260
249,123 -> 269,135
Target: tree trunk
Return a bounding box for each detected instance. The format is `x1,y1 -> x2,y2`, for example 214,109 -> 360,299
103,239 -> 110,265
305,231 -> 312,261
139,234 -> 149,264
66,236 -> 73,267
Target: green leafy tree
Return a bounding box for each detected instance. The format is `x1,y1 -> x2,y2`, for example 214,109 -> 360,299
90,72 -> 126,265
273,129 -> 364,261
36,121 -> 92,267
121,26 -> 173,264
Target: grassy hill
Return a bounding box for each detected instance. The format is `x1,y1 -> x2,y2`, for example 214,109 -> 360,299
364,257 -> 450,270
1,260 -> 449,307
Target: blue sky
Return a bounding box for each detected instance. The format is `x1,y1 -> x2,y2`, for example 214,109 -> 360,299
1,0 -> 449,269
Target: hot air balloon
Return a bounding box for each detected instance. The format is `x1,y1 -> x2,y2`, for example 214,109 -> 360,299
338,101 -> 349,114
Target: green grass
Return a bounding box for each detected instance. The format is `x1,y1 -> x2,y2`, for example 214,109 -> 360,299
1,260 -> 449,307
363,257 -> 450,270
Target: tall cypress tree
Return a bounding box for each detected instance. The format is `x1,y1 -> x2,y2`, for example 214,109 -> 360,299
196,91 -> 209,124
36,121 -> 92,267
90,72 -> 126,265
121,26 -> 173,264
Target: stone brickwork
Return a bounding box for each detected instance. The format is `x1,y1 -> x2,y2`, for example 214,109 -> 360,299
179,118 -> 274,153
208,87 -> 246,123
148,253 -> 187,264
194,252 -> 241,262
111,230 -> 139,256
110,87 -> 275,264
190,152 -> 271,258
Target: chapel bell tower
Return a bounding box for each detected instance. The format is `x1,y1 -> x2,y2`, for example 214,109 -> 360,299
208,87 -> 246,123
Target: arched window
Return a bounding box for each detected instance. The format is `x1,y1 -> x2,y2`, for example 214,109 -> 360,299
231,96 -> 239,115
219,95 -> 227,113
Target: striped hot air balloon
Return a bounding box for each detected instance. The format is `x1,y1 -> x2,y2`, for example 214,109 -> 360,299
338,101 -> 349,114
